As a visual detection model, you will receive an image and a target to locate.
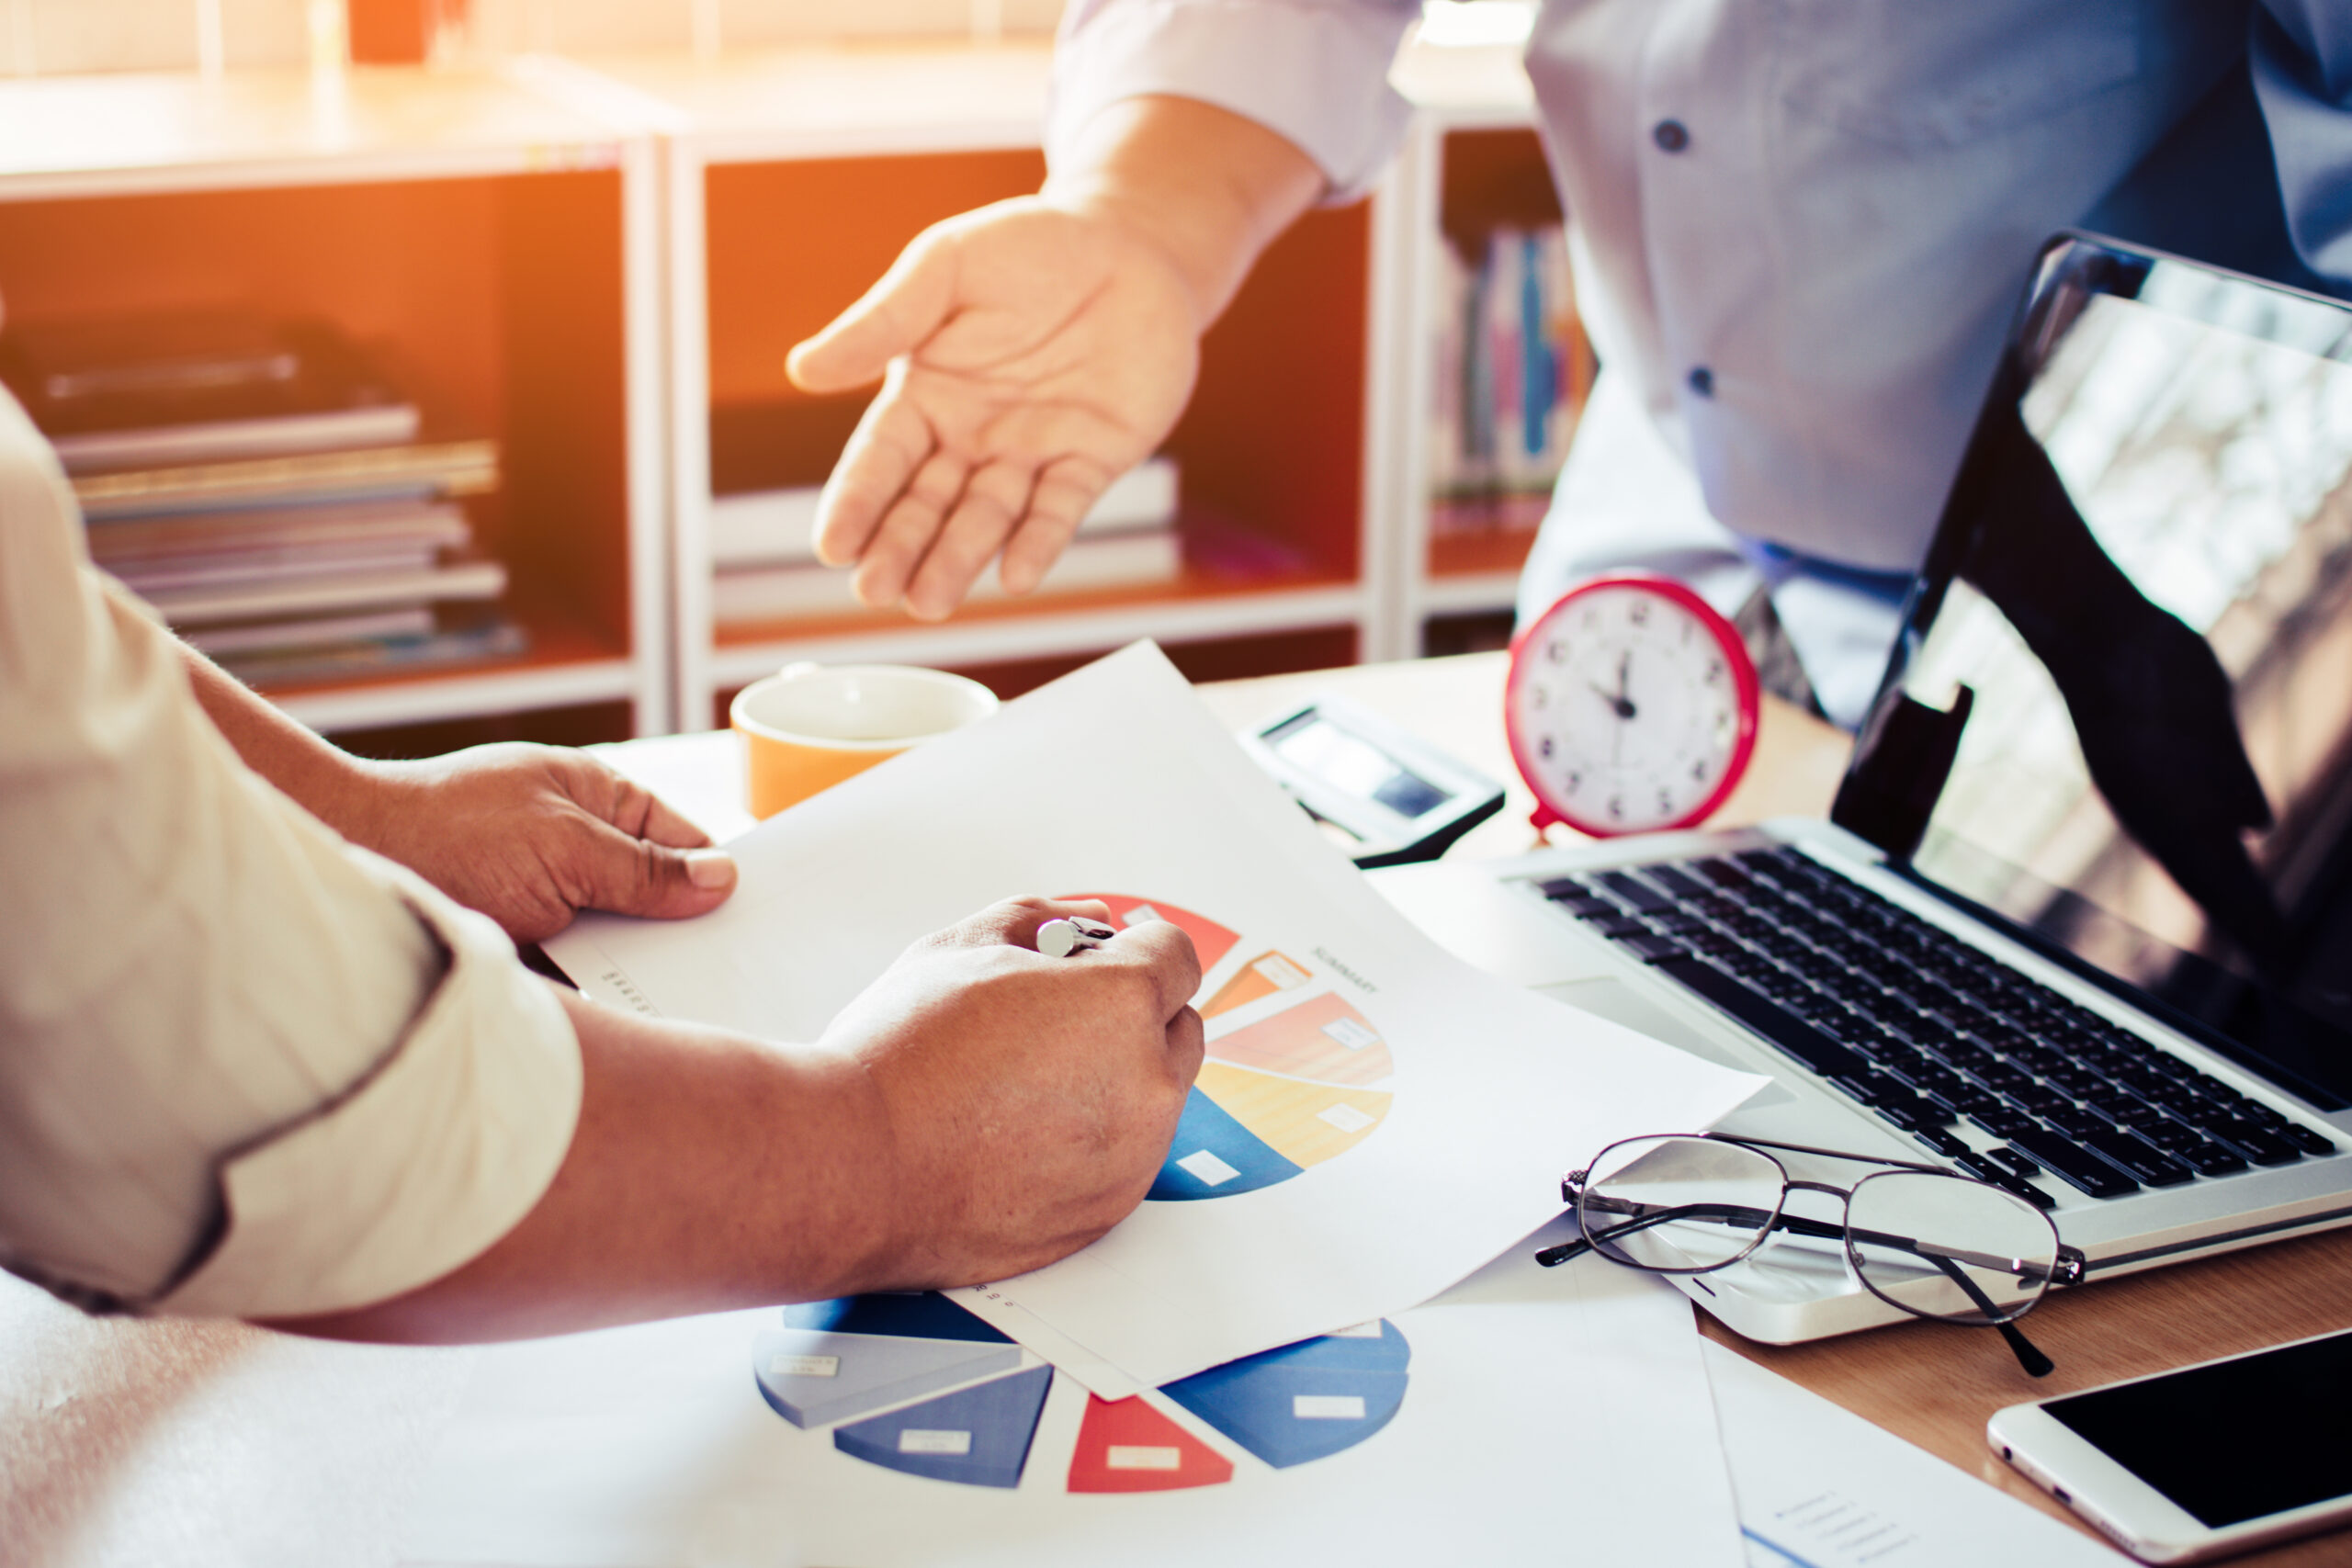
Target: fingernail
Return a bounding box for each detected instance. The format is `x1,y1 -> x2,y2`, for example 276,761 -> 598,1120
686,850 -> 737,889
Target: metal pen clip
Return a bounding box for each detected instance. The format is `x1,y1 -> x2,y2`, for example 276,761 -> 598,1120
1036,916 -> 1116,957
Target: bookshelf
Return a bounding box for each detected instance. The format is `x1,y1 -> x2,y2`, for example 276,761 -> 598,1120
0,65 -> 670,737
0,27 -> 1565,743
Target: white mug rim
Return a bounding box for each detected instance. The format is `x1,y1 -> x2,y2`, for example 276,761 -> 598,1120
729,663 -> 998,751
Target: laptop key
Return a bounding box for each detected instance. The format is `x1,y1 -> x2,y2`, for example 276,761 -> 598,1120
1612,931 -> 1688,964
1982,1145 -> 2042,1182
1831,1072 -> 1898,1107
1537,876 -> 1597,900
1648,864 -> 1711,899
1934,1087 -> 2004,1119
2205,1122 -> 2301,1167
1598,872 -> 1672,912
2176,1141 -> 2249,1178
1652,956 -> 1869,1080
1929,1037 -> 1997,1075
1973,1063 -> 2034,1096
1992,1174 -> 2059,1211
2044,1105 -> 2116,1139
2137,1118 -> 2204,1153
2002,1085 -> 2074,1117
1872,1103 -> 1928,1134
1953,1153 -> 2008,1186
1968,1107 -> 2035,1142
1913,1128 -> 1972,1159
2281,1123 -> 2338,1157
1873,1090 -> 1952,1130
2080,1128 -> 2194,1187
2009,1129 -> 2141,1199
1951,1155 -> 2053,1208
2095,1095 -> 2167,1128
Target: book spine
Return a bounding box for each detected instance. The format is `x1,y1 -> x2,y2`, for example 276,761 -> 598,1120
1430,222 -> 1587,536
141,558 -> 508,626
51,405 -> 423,476
714,529 -> 1181,626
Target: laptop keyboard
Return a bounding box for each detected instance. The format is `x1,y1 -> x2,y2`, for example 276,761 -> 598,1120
1540,845 -> 2336,1207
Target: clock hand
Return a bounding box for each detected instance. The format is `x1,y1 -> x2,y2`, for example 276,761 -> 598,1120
1609,650 -> 1639,721
1588,681 -> 1636,720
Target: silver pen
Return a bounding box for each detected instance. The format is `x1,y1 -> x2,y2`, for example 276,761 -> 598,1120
1036,916 -> 1116,958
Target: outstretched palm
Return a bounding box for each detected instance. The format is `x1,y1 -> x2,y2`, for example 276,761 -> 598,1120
787,197 -> 1203,621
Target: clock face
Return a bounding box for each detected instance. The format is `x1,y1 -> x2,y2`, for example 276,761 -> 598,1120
1505,576 -> 1760,837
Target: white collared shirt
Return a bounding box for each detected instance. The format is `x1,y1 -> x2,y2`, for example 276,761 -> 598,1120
1051,0 -> 2351,718
0,389 -> 581,1319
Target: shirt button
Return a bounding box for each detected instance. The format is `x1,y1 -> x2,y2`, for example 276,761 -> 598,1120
1687,366 -> 1715,397
1652,119 -> 1690,152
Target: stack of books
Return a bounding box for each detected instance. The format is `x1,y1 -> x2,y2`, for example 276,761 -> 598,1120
1428,226 -> 1593,537
709,456 -> 1185,626
3,312 -> 524,685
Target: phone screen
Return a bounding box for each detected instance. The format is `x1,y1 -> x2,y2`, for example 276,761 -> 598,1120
2042,1330 -> 2352,1529
1264,713 -> 1454,820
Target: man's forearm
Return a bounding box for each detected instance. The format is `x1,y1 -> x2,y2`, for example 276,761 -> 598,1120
166,615 -> 386,840
1044,94 -> 1326,330
269,989 -> 899,1343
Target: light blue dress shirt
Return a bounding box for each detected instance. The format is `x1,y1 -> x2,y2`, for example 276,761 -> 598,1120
1052,0 -> 2352,724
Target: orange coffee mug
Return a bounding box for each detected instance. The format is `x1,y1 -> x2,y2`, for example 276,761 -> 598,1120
731,662 -> 1000,819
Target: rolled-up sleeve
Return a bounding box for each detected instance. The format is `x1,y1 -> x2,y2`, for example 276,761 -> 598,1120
0,391 -> 581,1321
2253,0 -> 2352,289
1050,0 -> 1422,203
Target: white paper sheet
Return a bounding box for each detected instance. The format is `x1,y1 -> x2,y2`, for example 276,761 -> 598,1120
1704,1341 -> 2113,1568
547,643 -> 1762,1395
400,1219 -> 1745,1568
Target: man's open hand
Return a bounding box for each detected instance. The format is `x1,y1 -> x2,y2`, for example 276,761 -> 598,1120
350,743 -> 738,945
825,895 -> 1204,1290
786,197 -> 1202,621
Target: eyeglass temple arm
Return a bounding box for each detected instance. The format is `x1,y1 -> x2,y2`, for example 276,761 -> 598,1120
1534,1199 -> 1813,1269
1928,1252 -> 2055,1377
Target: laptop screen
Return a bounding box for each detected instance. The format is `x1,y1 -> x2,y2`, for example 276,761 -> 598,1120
1838,236 -> 2352,1109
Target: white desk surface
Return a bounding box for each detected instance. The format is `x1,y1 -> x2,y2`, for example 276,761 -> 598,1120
14,653 -> 2344,1566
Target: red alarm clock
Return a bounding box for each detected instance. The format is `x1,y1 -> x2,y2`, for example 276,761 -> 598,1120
1504,574 -> 1761,837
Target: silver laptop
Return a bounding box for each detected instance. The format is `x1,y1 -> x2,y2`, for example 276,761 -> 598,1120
1373,233 -> 2352,1345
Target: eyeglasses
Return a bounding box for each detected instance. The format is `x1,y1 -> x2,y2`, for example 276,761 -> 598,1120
1536,1133 -> 2087,1376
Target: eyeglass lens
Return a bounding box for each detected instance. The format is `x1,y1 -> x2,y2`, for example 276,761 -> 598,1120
1843,1168 -> 2062,1325
1577,1136 -> 1785,1273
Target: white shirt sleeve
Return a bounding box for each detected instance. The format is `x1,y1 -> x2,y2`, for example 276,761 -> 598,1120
0,389 -> 582,1320
1050,0 -> 1422,203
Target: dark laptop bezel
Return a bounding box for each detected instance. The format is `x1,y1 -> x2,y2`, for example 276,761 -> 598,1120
1828,231 -> 2352,1112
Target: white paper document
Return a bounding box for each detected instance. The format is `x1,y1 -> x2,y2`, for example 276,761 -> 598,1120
1705,1340 -> 2113,1568
547,643 -> 1761,1395
400,1221 -> 1745,1568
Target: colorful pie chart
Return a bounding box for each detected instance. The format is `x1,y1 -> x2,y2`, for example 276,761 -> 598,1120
753,1292 -> 1409,1494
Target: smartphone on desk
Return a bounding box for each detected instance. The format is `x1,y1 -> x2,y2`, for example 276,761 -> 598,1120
1987,1326 -> 2352,1563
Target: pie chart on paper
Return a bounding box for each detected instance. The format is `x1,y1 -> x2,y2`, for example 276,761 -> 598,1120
1060,894 -> 1396,1201
753,1292 -> 1410,1494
